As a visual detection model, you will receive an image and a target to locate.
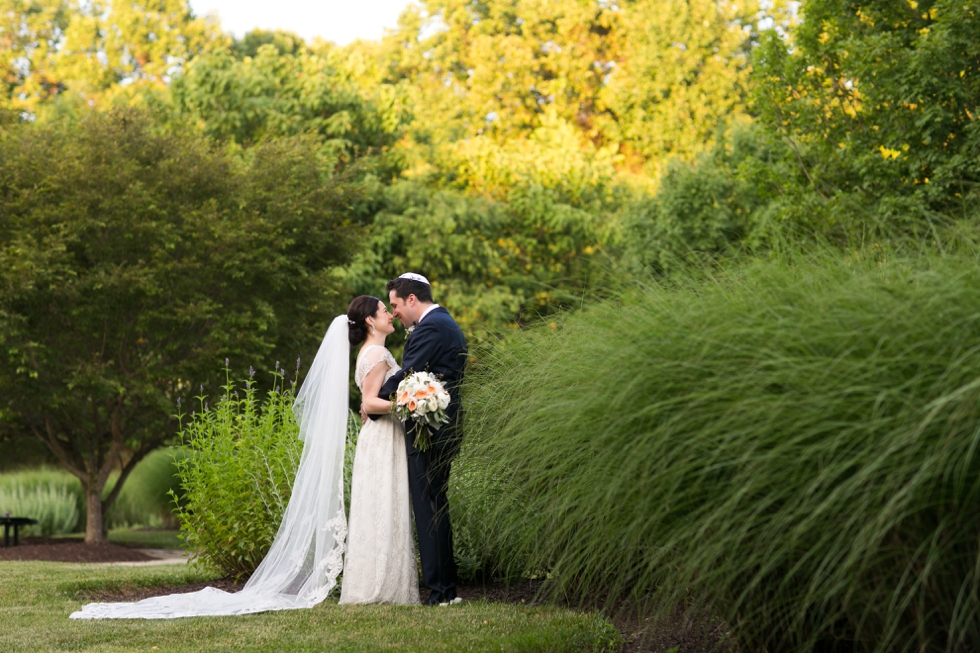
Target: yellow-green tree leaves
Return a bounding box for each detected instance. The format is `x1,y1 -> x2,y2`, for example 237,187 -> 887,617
0,0 -> 221,115
0,0 -> 72,112
602,0 -> 757,168
376,0 -> 758,175
170,42 -> 401,159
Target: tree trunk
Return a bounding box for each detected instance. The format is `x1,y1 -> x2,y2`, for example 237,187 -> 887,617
84,487 -> 107,545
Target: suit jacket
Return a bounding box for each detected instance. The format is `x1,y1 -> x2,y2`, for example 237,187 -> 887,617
379,307 -> 468,457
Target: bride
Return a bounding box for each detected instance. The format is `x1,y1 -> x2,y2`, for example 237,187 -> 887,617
338,296 -> 419,605
71,297 -> 418,619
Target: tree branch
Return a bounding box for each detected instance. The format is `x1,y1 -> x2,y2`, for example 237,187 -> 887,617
101,433 -> 169,514
31,419 -> 85,480
97,396 -> 127,489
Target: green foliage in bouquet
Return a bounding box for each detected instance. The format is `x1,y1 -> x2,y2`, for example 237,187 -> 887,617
173,366 -> 302,580
458,244 -> 980,652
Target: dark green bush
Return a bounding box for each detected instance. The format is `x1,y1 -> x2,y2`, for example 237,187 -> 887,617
622,122 -> 805,272
456,246 -> 980,652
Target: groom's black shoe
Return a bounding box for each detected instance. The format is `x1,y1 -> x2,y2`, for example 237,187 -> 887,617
424,591 -> 444,606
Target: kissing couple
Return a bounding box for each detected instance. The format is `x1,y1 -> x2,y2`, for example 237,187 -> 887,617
72,273 -> 467,619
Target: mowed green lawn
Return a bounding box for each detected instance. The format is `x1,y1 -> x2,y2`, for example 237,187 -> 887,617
0,561 -> 619,653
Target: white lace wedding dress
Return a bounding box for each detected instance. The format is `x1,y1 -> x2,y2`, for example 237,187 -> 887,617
339,345 -> 420,605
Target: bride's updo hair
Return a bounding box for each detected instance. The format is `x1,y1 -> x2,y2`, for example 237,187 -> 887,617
347,295 -> 381,346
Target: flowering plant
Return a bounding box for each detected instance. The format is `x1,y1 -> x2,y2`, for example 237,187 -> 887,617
393,371 -> 450,451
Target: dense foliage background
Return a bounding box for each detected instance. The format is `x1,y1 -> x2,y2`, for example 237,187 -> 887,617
1,1 -> 979,649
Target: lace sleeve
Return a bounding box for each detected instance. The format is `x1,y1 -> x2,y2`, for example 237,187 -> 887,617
355,346 -> 393,389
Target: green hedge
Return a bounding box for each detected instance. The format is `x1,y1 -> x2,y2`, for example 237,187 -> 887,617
455,247 -> 980,652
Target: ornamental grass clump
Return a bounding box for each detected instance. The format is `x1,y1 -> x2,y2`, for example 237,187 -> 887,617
0,482 -> 79,536
457,248 -> 980,652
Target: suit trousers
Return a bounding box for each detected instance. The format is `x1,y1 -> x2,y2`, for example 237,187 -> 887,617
407,447 -> 457,600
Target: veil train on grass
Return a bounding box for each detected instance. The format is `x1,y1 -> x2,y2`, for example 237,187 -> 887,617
70,315 -> 351,620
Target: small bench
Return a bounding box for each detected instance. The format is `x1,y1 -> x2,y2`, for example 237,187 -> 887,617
0,517 -> 38,547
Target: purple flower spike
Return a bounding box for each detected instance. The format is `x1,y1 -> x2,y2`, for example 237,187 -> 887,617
177,397 -> 182,407
246,380 -> 251,389
225,357 -> 230,367
249,366 -> 255,378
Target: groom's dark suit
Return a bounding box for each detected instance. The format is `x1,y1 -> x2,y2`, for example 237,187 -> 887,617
378,307 -> 467,602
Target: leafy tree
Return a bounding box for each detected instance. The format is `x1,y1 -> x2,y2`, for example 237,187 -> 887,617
754,0 -> 980,229
348,187 -> 612,338
61,0 -> 218,95
168,40 -> 403,166
0,0 -> 222,115
600,0 -> 758,169
370,0 -> 761,175
623,121 -> 798,271
0,0 -> 72,112
377,0 -> 622,146
0,109 -> 360,543
230,28 -> 306,59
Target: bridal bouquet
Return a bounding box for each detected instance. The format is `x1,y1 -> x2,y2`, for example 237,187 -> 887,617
393,371 -> 451,452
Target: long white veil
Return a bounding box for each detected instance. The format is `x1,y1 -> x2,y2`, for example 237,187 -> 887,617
71,315 -> 351,619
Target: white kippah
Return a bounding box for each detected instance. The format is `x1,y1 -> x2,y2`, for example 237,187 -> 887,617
398,272 -> 430,285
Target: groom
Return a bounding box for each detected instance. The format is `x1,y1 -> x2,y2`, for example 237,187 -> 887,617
376,273 -> 467,605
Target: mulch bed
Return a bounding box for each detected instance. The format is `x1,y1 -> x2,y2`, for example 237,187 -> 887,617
456,580 -> 731,653
3,540 -> 731,652
0,536 -> 155,563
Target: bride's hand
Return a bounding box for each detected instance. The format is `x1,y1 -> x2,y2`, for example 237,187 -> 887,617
359,405 -> 368,423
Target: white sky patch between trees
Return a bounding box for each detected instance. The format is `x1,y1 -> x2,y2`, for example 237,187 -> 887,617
188,0 -> 414,45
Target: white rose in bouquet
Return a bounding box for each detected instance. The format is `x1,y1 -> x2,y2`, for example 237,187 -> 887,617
393,371 -> 451,451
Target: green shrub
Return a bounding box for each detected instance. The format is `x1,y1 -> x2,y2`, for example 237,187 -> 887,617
0,482 -> 79,536
173,366 -> 301,579
457,246 -> 980,652
343,407 -> 359,519
173,365 -> 361,580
